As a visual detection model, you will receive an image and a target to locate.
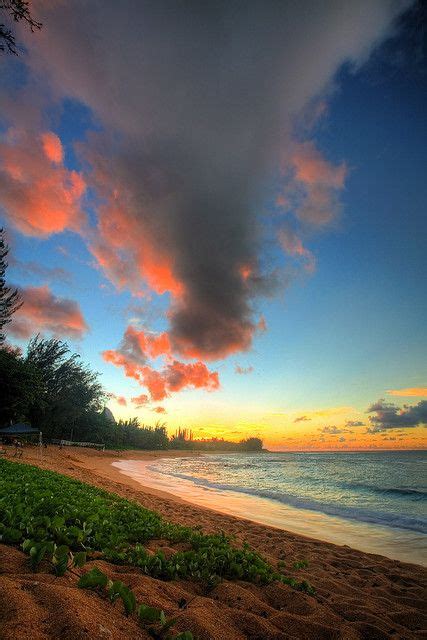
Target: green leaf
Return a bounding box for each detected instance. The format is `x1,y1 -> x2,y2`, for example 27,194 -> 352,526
73,551 -> 87,568
78,567 -> 108,589
118,584 -> 136,616
107,581 -> 136,615
22,539 -> 34,552
108,580 -> 124,603
29,542 -> 48,569
137,604 -> 163,623
53,545 -> 70,576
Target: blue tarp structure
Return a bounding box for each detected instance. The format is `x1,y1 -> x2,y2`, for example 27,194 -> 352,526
0,423 -> 40,435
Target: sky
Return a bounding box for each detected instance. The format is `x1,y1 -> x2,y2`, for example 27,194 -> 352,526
0,0 -> 426,450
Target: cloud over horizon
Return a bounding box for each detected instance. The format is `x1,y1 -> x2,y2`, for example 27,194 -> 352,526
366,399 -> 427,433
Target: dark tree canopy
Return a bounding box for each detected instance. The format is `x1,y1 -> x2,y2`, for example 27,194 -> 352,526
25,335 -> 106,436
239,437 -> 263,452
0,228 -> 22,344
0,344 -> 41,425
0,0 -> 41,55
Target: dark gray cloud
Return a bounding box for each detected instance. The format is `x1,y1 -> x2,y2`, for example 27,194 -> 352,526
366,399 -> 427,433
19,1 -> 408,360
346,420 -> 365,427
294,415 -> 311,423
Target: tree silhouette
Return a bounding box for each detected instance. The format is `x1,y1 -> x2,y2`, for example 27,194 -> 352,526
0,0 -> 41,55
0,228 -> 22,344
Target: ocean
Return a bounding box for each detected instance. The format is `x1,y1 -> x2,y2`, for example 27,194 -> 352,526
113,450 -> 427,565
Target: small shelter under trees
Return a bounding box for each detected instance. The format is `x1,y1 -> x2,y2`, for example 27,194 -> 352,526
0,423 -> 40,435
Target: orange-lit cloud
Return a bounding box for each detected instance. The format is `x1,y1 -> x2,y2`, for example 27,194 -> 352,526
103,350 -> 141,380
279,141 -> 347,226
153,406 -> 166,414
41,132 -> 63,164
131,393 -> 149,407
387,388 -> 427,397
123,326 -> 171,361
83,154 -> 184,299
291,141 -> 346,189
103,349 -> 219,402
166,360 -> 219,394
108,392 -> 128,406
239,264 -> 253,281
0,128 -> 86,236
10,285 -> 88,339
139,365 -> 168,401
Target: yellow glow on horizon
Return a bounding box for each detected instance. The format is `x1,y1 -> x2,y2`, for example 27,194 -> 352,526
107,399 -> 427,451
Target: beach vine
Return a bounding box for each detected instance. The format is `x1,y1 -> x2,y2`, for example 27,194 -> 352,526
0,459 -> 315,632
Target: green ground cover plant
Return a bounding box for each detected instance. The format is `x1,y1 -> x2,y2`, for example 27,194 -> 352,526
78,567 -> 192,638
0,459 -> 314,596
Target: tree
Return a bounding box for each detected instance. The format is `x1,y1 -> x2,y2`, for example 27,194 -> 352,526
113,419 -> 169,450
0,228 -> 22,344
0,344 -> 41,425
0,1 -> 41,54
25,335 -> 106,437
239,437 -> 263,452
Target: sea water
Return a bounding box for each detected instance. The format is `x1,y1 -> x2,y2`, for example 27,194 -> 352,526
113,450 -> 427,565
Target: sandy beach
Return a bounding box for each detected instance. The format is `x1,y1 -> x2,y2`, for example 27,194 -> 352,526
1,446 -> 426,640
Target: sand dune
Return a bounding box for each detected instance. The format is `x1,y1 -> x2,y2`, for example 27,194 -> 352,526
0,446 -> 426,639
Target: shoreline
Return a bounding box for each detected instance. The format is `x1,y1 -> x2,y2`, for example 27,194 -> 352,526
2,445 -> 426,639
112,456 -> 427,567
9,445 -> 426,567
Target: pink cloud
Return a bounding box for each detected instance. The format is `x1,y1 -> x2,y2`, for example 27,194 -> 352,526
10,285 -> 88,339
103,349 -> 219,402
0,128 -> 86,236
108,392 -> 128,406
153,406 -> 166,414
84,157 -> 184,299
121,326 -> 171,361
41,132 -> 63,164
278,141 -> 347,226
291,141 -> 346,189
131,393 -> 149,407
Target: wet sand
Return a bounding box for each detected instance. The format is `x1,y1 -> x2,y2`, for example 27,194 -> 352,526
0,445 -> 426,639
